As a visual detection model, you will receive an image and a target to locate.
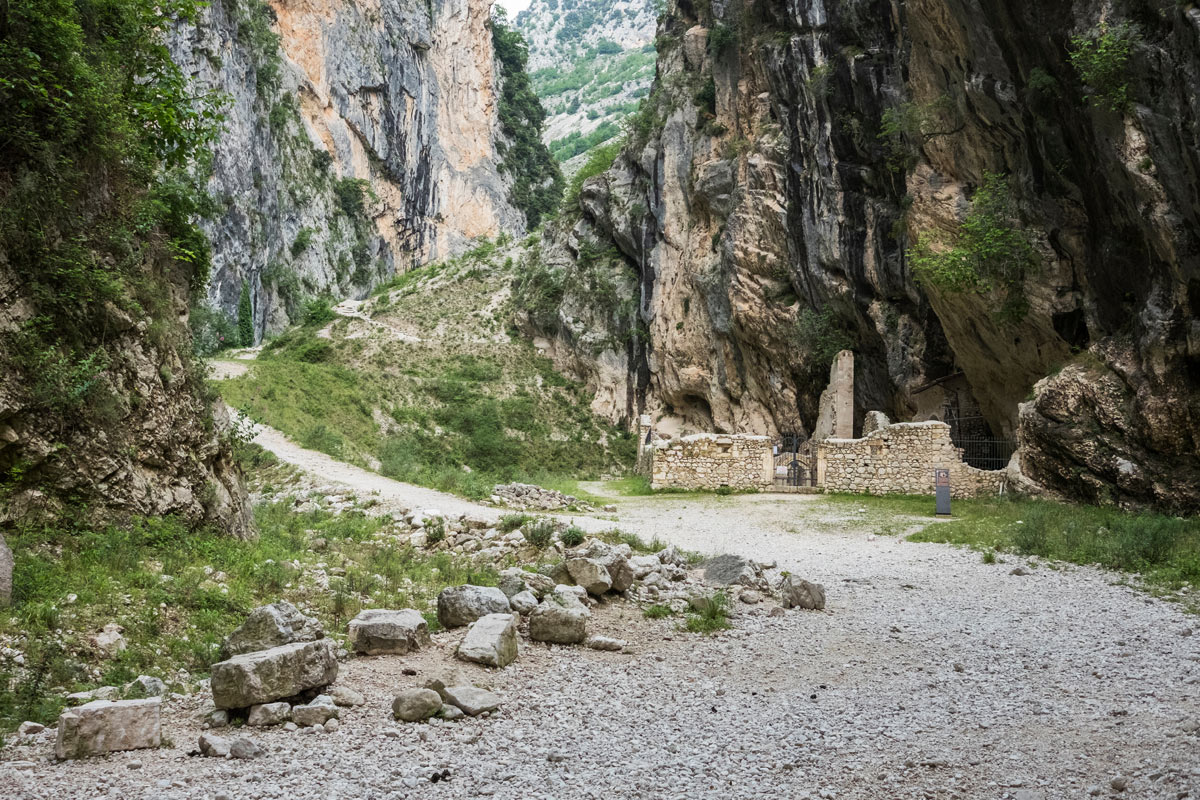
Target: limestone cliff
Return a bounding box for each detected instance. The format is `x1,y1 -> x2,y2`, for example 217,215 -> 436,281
533,0 -> 1200,511
170,0 -> 525,340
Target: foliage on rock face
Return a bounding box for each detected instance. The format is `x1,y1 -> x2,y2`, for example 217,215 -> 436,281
564,138 -> 624,209
907,173 -> 1038,322
1069,22 -> 1139,112
0,0 -> 220,338
793,307 -> 854,379
492,13 -> 564,229
237,282 -> 254,347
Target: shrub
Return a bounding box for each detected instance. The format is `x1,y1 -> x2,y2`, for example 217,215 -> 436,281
300,297 -> 336,327
563,139 -> 624,209
1069,22 -> 1139,112
522,518 -> 556,548
499,513 -> 533,533
334,178 -> 371,218
793,306 -> 854,377
425,517 -> 446,545
291,228 -> 315,258
237,281 -> 254,346
560,526 -> 585,547
708,24 -> 737,55
907,172 -> 1038,322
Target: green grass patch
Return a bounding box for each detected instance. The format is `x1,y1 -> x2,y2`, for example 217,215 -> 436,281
684,591 -> 732,634
835,494 -> 1200,597
643,603 -> 673,619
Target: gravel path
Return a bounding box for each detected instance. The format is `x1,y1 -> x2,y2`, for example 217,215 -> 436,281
5,453 -> 1199,799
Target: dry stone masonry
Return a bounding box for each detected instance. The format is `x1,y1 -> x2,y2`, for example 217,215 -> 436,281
817,421 -> 1006,498
649,434 -> 775,491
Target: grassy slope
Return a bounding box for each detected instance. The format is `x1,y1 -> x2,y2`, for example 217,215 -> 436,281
219,240 -> 636,499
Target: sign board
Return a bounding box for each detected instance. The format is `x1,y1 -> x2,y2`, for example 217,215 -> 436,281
935,468 -> 951,516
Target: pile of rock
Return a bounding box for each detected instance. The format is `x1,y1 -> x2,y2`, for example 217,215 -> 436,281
490,482 -> 601,512
204,602 -> 354,736
392,671 -> 504,723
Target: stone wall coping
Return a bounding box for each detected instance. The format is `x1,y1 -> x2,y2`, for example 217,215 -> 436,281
654,432 -> 773,449
821,420 -> 951,444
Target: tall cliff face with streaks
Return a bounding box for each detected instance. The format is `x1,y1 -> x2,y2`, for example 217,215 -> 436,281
532,0 -> 1200,511
170,0 -> 526,340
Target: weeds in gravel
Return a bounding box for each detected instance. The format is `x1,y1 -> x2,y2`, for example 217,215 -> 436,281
981,549 -> 997,564
643,604 -> 674,619
685,592 -> 732,634
0,502 -> 496,732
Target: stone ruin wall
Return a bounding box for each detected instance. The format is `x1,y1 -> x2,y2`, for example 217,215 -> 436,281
817,421 -> 1006,499
649,434 -> 775,491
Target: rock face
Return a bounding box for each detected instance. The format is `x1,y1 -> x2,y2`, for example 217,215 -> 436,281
532,0 -> 1200,511
456,613 -> 518,667
0,261 -> 253,536
55,699 -> 161,760
221,601 -> 323,658
167,0 -> 525,340
210,639 -> 339,710
347,608 -> 430,655
437,585 -> 511,628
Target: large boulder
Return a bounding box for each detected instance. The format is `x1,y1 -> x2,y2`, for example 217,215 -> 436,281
529,591 -> 590,644
210,639 -> 338,710
456,613 -> 517,668
347,608 -> 430,655
565,558 -> 612,595
579,541 -> 635,593
779,574 -> 826,610
55,698 -> 161,759
497,568 -> 530,599
392,688 -> 442,722
436,585 -> 510,628
220,601 -> 323,658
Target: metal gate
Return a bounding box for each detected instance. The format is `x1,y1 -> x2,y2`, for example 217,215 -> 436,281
773,433 -> 816,487
945,414 -> 1016,471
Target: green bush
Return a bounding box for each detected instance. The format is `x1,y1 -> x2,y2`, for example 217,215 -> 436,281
708,24 -> 737,55
522,518 -> 556,548
560,525 -> 586,548
237,281 -> 254,346
563,139 -> 624,209
492,13 -> 563,228
291,227 -> 315,258
499,513 -> 534,533
1069,22 -> 1139,112
907,172 -> 1038,322
643,603 -> 673,619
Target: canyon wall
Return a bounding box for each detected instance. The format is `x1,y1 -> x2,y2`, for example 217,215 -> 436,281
534,0 -> 1200,511
170,0 -> 525,339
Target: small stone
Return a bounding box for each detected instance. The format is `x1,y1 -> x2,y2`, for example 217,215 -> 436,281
739,590 -> 762,604
768,607 -> 786,618
330,685 -> 366,707
393,688 -> 442,722
247,701 -> 290,727
206,709 -> 229,728
283,722 -> 298,732
1111,776 -> 1129,792
126,760 -> 142,770
953,663 -> 965,673
585,636 -> 626,651
17,721 -> 45,736
1011,566 -> 1030,576
229,737 -> 262,759
778,574 -> 825,610
440,704 -> 464,721
199,732 -> 230,758
124,676 -> 167,698
292,694 -> 338,727
323,717 -> 339,733
442,685 -> 503,716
